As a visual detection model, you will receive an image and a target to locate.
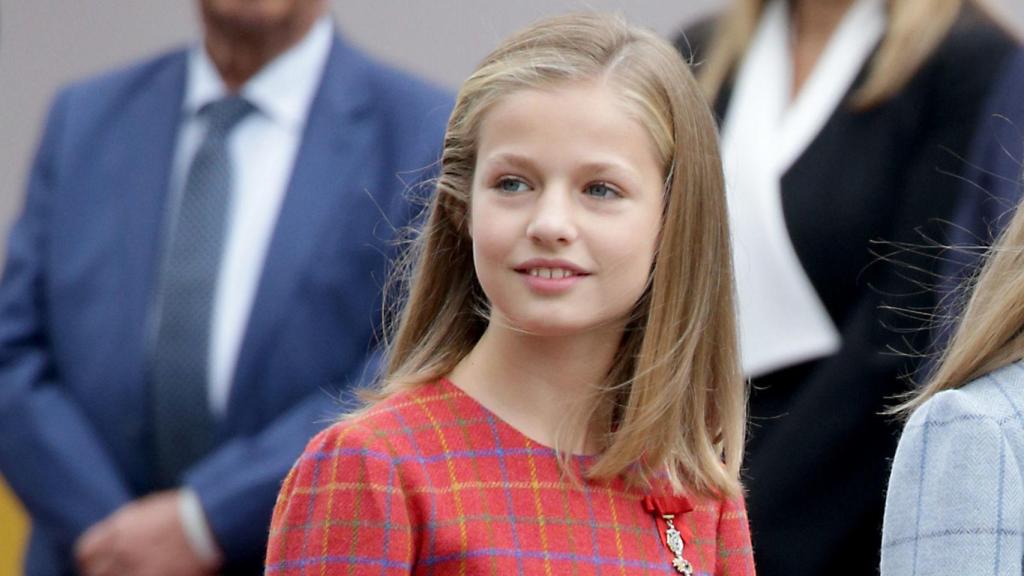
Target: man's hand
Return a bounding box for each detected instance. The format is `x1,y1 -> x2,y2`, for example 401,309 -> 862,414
74,490 -> 221,576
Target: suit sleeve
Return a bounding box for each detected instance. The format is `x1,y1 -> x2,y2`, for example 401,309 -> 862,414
265,422 -> 415,575
881,391 -> 1024,575
184,369 -> 373,567
0,90 -> 133,556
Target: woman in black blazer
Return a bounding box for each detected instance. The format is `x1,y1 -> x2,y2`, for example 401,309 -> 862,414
676,1 -> 1018,574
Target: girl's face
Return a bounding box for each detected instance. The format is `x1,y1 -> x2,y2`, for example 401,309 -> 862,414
469,81 -> 665,337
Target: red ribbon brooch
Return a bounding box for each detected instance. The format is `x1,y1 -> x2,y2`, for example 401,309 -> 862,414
643,494 -> 695,575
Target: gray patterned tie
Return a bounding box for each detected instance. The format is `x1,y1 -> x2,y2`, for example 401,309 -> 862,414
150,96 -> 254,488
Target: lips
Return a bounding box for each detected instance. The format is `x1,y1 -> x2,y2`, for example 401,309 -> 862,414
513,259 -> 590,294
526,267 -> 581,279
513,259 -> 589,277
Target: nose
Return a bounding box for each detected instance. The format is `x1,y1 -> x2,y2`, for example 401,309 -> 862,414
526,185 -> 578,246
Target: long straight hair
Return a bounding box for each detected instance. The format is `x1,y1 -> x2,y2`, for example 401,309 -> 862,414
366,13 -> 745,499
698,0 -> 974,109
898,196 -> 1024,414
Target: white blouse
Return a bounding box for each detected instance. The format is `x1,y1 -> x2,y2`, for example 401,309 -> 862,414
720,0 -> 886,377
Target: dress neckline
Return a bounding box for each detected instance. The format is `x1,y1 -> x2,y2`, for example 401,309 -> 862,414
435,377 -> 597,462
431,378 -> 686,500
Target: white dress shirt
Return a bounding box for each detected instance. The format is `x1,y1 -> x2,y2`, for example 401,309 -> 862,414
167,16 -> 333,564
172,16 -> 333,416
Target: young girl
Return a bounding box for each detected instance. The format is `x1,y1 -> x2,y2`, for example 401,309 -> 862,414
265,13 -> 755,575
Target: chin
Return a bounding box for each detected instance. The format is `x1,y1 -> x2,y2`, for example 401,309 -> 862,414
503,313 -> 606,338
202,0 -> 297,33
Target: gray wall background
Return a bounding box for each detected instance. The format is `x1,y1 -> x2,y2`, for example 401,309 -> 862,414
1,0 -> 1022,261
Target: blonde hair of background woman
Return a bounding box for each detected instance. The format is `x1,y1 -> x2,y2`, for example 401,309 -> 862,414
365,12 -> 745,499
698,0 -> 983,109
897,193 -> 1024,414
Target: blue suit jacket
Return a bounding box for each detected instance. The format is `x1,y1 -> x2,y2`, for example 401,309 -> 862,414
0,34 -> 450,574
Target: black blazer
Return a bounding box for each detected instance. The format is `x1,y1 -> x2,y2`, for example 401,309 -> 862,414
676,7 -> 1018,576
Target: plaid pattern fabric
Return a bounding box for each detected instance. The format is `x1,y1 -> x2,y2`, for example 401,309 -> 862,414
881,361 -> 1024,575
267,379 -> 755,575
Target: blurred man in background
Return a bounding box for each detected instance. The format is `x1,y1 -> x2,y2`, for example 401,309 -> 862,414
0,0 -> 450,573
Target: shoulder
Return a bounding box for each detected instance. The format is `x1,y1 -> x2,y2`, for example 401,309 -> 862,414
919,3 -> 1019,100
910,362 -> 1024,430
975,47 -> 1024,125
709,491 -> 751,540
283,414 -> 399,493
320,35 -> 452,202
272,383 -> 461,518
966,47 -> 1024,203
53,47 -> 187,122
304,382 -> 467,466
302,389 -> 424,460
939,3 -> 1019,64
326,34 -> 452,130
699,491 -> 755,574
890,360 -> 1024,509
272,399 -> 416,522
268,393 -> 428,573
894,367 -> 1024,467
35,47 -> 187,160
882,363 -> 1024,573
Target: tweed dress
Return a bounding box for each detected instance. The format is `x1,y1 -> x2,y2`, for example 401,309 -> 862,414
266,379 -> 756,575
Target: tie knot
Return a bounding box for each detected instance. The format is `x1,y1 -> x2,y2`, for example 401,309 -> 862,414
201,96 -> 255,136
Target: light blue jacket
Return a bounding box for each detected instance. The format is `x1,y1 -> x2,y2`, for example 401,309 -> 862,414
882,360 -> 1024,575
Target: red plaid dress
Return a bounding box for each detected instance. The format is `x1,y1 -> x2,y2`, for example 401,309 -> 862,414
266,379 -> 756,575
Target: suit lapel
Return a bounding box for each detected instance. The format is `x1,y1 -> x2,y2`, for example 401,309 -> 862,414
114,53 -> 187,410
227,37 -> 374,414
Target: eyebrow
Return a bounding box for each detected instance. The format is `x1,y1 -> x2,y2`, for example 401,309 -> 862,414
481,151 -> 645,184
480,151 -> 534,169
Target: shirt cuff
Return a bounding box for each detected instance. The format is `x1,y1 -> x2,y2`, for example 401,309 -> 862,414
178,488 -> 224,566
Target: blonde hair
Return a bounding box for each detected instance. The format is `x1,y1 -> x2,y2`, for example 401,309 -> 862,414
369,12 -> 744,499
897,195 -> 1024,414
698,0 -> 971,109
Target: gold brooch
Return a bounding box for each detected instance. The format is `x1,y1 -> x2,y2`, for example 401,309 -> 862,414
662,514 -> 694,575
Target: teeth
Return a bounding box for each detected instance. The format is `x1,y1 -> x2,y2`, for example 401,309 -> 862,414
528,267 -> 575,279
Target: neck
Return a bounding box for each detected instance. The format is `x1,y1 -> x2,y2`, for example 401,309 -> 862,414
788,0 -> 858,97
449,322 -> 623,454
790,0 -> 858,39
202,6 -> 324,91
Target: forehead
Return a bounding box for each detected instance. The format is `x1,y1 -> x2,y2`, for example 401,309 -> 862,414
475,81 -> 664,173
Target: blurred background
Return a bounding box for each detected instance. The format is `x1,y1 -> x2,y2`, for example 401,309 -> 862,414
5,0 -> 1024,261
1,1 -> 1023,573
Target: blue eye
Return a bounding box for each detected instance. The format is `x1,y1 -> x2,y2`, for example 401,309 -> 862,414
496,177 -> 530,193
584,182 -> 621,199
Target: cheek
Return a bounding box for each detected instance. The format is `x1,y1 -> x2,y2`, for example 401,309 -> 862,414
468,193 -> 524,257
468,199 -> 512,289
599,214 -> 661,300
604,239 -> 654,288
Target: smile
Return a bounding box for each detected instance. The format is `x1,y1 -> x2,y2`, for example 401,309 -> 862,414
513,261 -> 590,295
526,267 -> 582,279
